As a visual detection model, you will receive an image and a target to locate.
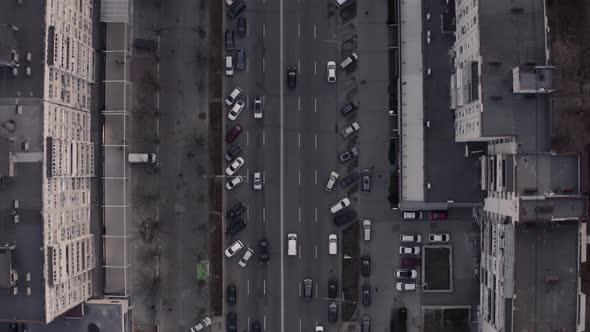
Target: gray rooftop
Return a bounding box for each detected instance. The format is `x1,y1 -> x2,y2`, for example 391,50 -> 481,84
514,153 -> 579,196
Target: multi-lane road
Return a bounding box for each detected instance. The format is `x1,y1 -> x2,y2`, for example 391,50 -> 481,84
222,1 -> 358,332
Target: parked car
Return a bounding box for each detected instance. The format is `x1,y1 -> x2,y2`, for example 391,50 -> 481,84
228,100 -> 245,121
226,202 -> 246,220
363,220 -> 371,241
334,210 -> 357,226
225,219 -> 246,237
225,176 -> 244,190
341,122 -> 360,137
328,279 -> 338,298
402,211 -> 421,220
428,210 -> 448,220
324,171 -> 339,191
361,169 -> 371,193
253,171 -> 262,190
400,234 -> 422,243
225,157 -> 245,176
303,279 -> 313,299
340,100 -> 359,115
328,234 -> 337,255
237,17 -> 247,36
225,145 -> 242,162
225,30 -> 234,51
287,233 -> 297,256
253,96 -> 263,119
225,87 -> 243,106
340,52 -> 359,70
395,282 -> 416,291
399,246 -> 421,255
362,283 -> 371,306
327,61 -> 336,82
225,124 -> 243,143
429,233 -> 450,242
316,326 -> 324,332
259,239 -> 270,263
328,302 -> 338,322
227,284 -> 237,305
361,256 -> 371,277
226,312 -> 237,332
224,240 -> 244,257
339,171 -> 359,188
287,66 -> 297,88
227,1 -> 246,18
191,317 -> 212,332
361,315 -> 370,332
329,197 -> 351,214
225,55 -> 234,76
339,147 -> 359,162
236,48 -> 245,70
251,321 -> 261,332
395,269 -> 418,279
401,257 -> 421,268
238,248 -> 254,267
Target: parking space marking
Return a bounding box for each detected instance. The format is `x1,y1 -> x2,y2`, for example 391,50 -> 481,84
263,57 -> 266,73
314,134 -> 317,150
314,25 -> 317,39
314,61 -> 317,76
247,205 -> 250,220
298,59 -> 301,74
247,279 -> 250,295
315,284 -> 318,299
315,244 -> 317,260
298,245 -> 302,260
298,96 -> 301,111
298,23 -> 300,38
298,170 -> 301,185
298,207 -> 301,223
314,169 -> 317,184
263,23 -> 266,39
263,279 -> 266,295
263,170 -> 266,184
315,208 -> 318,223
314,98 -> 317,113
298,132 -> 301,149
299,282 -> 302,296
246,130 -> 249,146
246,168 -> 250,182
263,130 -> 266,145
263,207 -> 266,223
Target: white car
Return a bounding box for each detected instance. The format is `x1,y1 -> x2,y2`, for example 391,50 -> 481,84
400,234 -> 422,243
225,157 -> 245,176
395,282 -> 416,291
363,219 -> 371,241
324,171 -> 339,192
253,96 -> 263,119
315,326 -> 324,332
225,55 -> 234,76
394,269 -> 418,279
327,61 -> 336,82
329,197 -> 351,214
429,233 -> 450,242
288,233 -> 297,256
253,171 -> 262,190
225,87 -> 243,106
328,234 -> 337,255
341,122 -> 360,138
238,248 -> 254,267
191,317 -> 212,332
228,100 -> 245,120
225,240 -> 244,257
225,176 -> 244,190
225,0 -> 235,6
399,246 -> 421,255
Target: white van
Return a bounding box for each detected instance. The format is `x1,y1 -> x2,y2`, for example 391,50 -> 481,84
340,52 -> 358,69
128,153 -> 156,164
288,233 -> 297,256
334,0 -> 351,7
402,211 -> 421,220
225,56 -> 234,76
362,220 -> 371,241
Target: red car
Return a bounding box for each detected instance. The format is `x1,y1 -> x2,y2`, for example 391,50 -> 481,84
226,124 -> 243,143
428,210 -> 447,220
401,258 -> 421,268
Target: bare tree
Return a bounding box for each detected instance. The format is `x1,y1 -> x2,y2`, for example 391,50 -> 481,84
139,217 -> 160,243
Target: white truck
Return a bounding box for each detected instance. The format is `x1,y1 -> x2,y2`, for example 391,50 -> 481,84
128,153 -> 157,164
287,233 -> 297,256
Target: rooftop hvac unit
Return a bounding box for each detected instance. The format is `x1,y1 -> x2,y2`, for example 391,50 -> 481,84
16,105 -> 22,114
12,287 -> 17,296
10,272 -> 18,283
26,67 -> 31,76
12,68 -> 17,76
21,141 -> 29,151
26,287 -> 31,296
26,52 -> 31,61
26,272 -> 31,281
12,213 -> 19,223
13,199 -> 19,209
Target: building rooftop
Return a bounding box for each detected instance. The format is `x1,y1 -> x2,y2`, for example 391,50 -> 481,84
514,153 -> 579,196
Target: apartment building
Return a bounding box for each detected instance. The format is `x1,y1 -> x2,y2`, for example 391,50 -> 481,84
0,0 -> 96,324
449,0 -> 587,331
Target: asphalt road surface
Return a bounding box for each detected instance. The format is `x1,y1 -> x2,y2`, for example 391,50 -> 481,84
222,1 -> 355,332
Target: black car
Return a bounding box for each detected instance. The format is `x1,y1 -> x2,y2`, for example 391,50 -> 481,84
225,144 -> 242,161
362,283 -> 371,306
236,48 -> 245,70
398,307 -> 407,331
287,67 -> 297,89
228,1 -> 246,18
225,219 -> 246,237
334,210 -> 357,226
225,30 -> 235,51
226,202 -> 246,220
361,171 -> 371,193
237,17 -> 247,37
361,256 -> 371,277
227,284 -> 237,305
340,100 -> 359,115
362,315 -> 371,332
303,279 -> 313,299
339,171 -> 359,188
328,302 -> 338,322
226,124 -> 243,143
226,312 -> 237,332
251,321 -> 261,332
259,239 -> 270,263
328,279 -> 338,299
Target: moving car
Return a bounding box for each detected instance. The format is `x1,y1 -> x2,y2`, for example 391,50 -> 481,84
191,317 -> 212,332
361,315 -> 370,332
329,197 -> 351,214
428,210 -> 448,220
341,122 -> 360,138
225,157 -> 245,176
324,171 -> 339,192
225,124 -> 243,143
328,302 -> 338,322
339,146 -> 359,162
401,257 -> 421,267
224,144 -> 242,162
402,211 -> 421,220
328,279 -> 338,298
237,17 -> 247,36
251,321 -> 261,332
225,219 -> 246,237
399,246 -> 421,255
315,326 -> 324,332
362,283 -> 371,306
226,312 -> 237,332
395,282 -> 417,291
361,256 -> 371,277
224,240 -> 244,257
228,100 -> 245,120
361,169 -> 371,193
225,202 -> 246,220
303,279 -> 313,299
253,171 -> 262,190
225,87 -> 243,106
327,61 -> 336,82
363,220 -> 371,241
227,284 -> 237,305
328,234 -> 337,255
238,248 -> 254,267
225,55 -> 234,76
287,233 -> 297,256
395,269 -> 418,279
236,48 -> 245,70
340,100 -> 359,115
429,233 -> 450,242
253,96 -> 263,119
227,1 -> 246,18
225,176 -> 244,190
259,239 -> 270,263
400,234 -> 422,243
334,210 -> 357,226
340,52 -> 359,70
339,171 -> 359,188
287,66 -> 297,89
225,30 -> 234,51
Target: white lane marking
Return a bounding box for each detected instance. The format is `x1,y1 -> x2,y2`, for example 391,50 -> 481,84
247,279 -> 250,295
263,57 -> 266,73
263,130 -> 266,145
314,25 -> 317,39
314,169 -> 317,184
280,0 -> 286,328
246,130 -> 250,146
263,279 -> 267,295
299,282 -> 302,296
298,59 -> 301,74
315,244 -> 318,260
247,58 -> 250,72
298,245 -> 301,260
263,207 -> 266,223
264,316 -> 267,330
246,168 -> 250,183
299,319 -> 302,332
247,205 -> 250,220
298,207 -> 301,223
314,134 -> 317,150
248,317 -> 251,329
263,170 -> 266,184
247,94 -> 250,107
247,23 -> 250,37
298,23 -> 300,38
298,132 -> 301,149
263,23 -> 266,39
298,96 -> 301,111
314,207 -> 318,223
314,98 -> 317,113
314,61 -> 317,76
315,284 -> 318,299
298,170 -> 301,185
